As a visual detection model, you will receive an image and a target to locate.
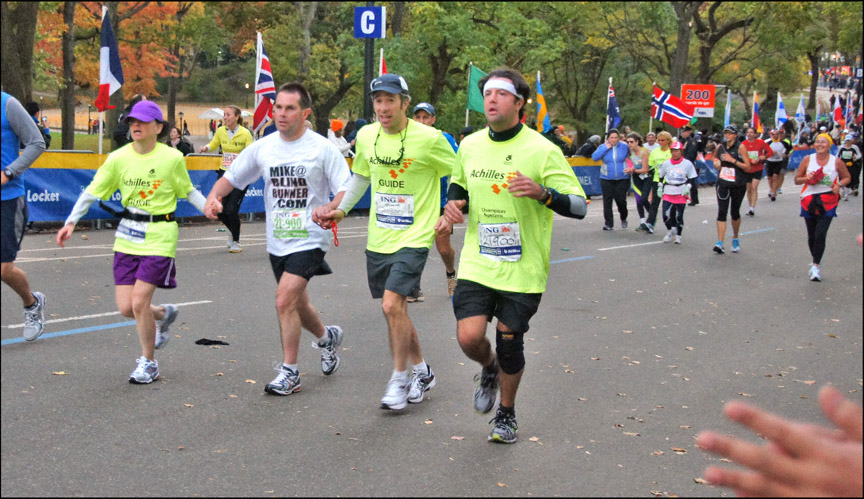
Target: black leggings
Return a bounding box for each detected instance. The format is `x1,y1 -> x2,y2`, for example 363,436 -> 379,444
647,181 -> 661,226
804,216 -> 833,265
632,176 -> 654,219
662,200 -> 686,235
716,183 -> 746,222
600,178 -> 629,227
848,162 -> 861,191
215,169 -> 249,243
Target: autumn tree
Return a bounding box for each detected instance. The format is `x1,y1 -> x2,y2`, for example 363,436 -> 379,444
1,1 -> 40,102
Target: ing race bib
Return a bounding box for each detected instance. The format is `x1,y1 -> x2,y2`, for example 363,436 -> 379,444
719,167 -> 736,182
272,208 -> 308,239
375,192 -> 414,230
222,153 -> 238,169
478,221 -> 522,262
116,218 -> 148,244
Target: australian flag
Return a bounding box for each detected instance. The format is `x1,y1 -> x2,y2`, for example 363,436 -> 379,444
253,32 -> 277,135
607,84 -> 621,130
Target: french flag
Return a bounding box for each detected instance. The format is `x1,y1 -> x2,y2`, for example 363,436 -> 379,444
94,6 -> 123,112
651,85 -> 693,129
253,32 -> 277,135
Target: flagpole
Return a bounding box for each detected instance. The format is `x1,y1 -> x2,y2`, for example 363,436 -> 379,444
465,61 -> 472,127
98,112 -> 104,154
648,81 -> 655,135
605,77 -> 612,134
254,32 -> 262,139
379,48 -> 383,77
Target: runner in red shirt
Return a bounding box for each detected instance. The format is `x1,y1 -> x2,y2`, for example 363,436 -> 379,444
742,126 -> 773,216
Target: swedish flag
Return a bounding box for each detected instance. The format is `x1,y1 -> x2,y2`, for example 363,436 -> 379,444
536,71 -> 551,133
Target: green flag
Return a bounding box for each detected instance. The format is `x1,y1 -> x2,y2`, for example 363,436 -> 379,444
467,64 -> 487,113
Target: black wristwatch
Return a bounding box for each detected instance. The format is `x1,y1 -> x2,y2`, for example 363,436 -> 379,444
3,168 -> 15,180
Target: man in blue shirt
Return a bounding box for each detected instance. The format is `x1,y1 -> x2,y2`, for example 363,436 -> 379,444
2,92 -> 47,341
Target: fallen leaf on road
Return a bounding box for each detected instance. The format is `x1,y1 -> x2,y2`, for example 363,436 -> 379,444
178,445 -> 184,450
623,432 -> 640,436
184,404 -> 194,408
738,392 -> 753,397
451,436 -> 464,440
497,482 -> 508,487
51,371 -> 69,375
719,458 -> 732,463
651,451 -> 665,456
578,397 -> 587,401
529,436 -> 540,442
245,379 -> 256,384
685,346 -> 694,351
229,394 -> 238,398
795,380 -> 816,385
694,478 -> 709,484
424,419 -> 434,424
671,447 -> 687,454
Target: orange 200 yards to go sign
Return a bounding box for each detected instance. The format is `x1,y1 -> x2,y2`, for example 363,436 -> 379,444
681,84 -> 716,118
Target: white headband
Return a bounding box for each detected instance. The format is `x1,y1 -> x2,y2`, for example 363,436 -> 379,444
483,79 -> 519,97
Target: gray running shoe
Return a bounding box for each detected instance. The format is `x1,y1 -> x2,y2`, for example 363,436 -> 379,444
129,356 -> 160,384
22,291 -> 46,341
265,363 -> 301,395
229,240 -> 242,253
312,326 -> 343,375
408,364 -> 437,403
488,409 -> 518,444
380,376 -> 409,410
154,304 -> 178,350
473,365 -> 500,414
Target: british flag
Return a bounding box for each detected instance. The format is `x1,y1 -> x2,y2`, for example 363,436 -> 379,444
253,32 -> 277,135
651,85 -> 694,129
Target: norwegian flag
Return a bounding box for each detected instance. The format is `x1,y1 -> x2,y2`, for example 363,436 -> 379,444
651,85 -> 694,129
253,32 -> 277,135
94,6 -> 123,112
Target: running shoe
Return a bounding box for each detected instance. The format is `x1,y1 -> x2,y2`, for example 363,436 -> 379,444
645,223 -> 655,234
602,225 -> 613,231
713,242 -> 725,254
488,409 -> 518,444
746,208 -> 755,216
620,219 -> 628,229
311,325 -> 343,375
22,291 -> 46,342
675,235 -> 682,244
809,264 -> 822,282
474,366 -> 500,414
447,273 -> 457,298
265,363 -> 301,395
229,241 -> 242,253
407,289 -> 424,303
635,223 -> 647,233
226,235 -> 232,248
854,189 -> 859,196
732,238 -> 740,253
663,230 -> 675,243
129,356 -> 159,384
768,191 -> 775,201
154,304 -> 178,350
777,188 -> 782,194
408,364 -> 437,404
380,375 -> 409,410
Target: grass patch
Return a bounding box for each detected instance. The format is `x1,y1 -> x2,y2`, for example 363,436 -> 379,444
49,132 -> 113,153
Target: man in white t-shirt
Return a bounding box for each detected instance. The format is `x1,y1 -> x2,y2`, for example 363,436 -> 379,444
205,82 -> 352,396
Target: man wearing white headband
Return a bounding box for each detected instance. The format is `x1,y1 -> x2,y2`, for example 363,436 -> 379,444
438,68 -> 588,443
313,73 -> 456,411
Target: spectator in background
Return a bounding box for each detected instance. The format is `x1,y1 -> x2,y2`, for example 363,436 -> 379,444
342,120 -> 356,146
575,135 -> 601,157
592,128 -> 630,230
328,119 -> 354,158
114,94 -> 147,149
348,118 -> 367,156
166,126 -> 193,156
543,124 -> 571,156
23,101 -> 51,149
459,126 -> 474,144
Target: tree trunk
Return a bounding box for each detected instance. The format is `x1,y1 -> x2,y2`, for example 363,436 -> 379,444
391,2 -> 405,37
428,41 -> 453,107
167,43 -> 180,126
311,62 -> 354,136
62,1 -> 77,150
0,1 -> 39,102
807,51 -> 820,112
296,2 -> 318,83
669,3 -> 696,94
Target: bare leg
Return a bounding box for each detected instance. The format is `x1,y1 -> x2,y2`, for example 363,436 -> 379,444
457,315 -> 494,367
274,273 -> 312,365
1,262 -> 35,307
381,290 -> 423,370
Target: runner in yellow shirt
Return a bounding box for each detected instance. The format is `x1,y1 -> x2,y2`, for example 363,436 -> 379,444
198,105 -> 254,252
313,74 -> 456,411
439,68 -> 587,443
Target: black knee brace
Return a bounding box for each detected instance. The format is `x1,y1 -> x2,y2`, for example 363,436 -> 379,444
495,328 -> 525,374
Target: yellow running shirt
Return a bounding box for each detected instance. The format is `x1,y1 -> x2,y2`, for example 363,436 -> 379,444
452,126 -> 585,293
205,125 -> 254,171
86,143 -> 194,258
352,120 -> 455,253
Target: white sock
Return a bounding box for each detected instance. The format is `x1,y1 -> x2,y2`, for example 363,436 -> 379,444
640,217 -> 646,224
282,363 -> 298,372
317,329 -> 330,346
413,360 -> 428,374
391,370 -> 408,382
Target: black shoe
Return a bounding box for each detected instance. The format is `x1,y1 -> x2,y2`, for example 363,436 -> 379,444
488,408 -> 518,444
602,225 -> 614,231
620,219 -> 628,229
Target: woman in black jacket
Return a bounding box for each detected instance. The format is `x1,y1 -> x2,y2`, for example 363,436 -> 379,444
166,126 -> 193,156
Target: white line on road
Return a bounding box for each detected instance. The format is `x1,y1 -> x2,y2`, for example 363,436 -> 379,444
4,300 -> 214,329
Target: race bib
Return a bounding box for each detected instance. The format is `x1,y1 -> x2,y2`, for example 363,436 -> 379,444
478,221 -> 522,262
272,208 -> 308,239
841,151 -> 853,160
719,167 -> 736,182
116,218 -> 148,244
375,192 -> 414,230
748,151 -> 758,160
222,153 -> 238,169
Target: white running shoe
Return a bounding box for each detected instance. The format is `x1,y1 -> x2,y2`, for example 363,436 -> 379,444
663,230 -> 674,243
809,264 -> 822,282
229,241 -> 242,253
265,363 -> 301,395
380,375 -> 409,410
22,291 -> 46,341
129,356 -> 159,384
675,235 -> 682,244
312,326 -> 343,375
408,364 -> 437,404
154,304 -> 178,350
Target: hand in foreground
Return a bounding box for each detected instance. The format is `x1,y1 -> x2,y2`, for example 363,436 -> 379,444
312,206 -> 344,229
442,200 -> 466,225
204,197 -> 223,220
433,215 -> 453,236
507,171 -> 543,200
696,385 -> 863,497
56,223 -> 75,248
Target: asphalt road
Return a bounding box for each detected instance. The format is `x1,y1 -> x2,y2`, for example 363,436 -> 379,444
2,183 -> 862,497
